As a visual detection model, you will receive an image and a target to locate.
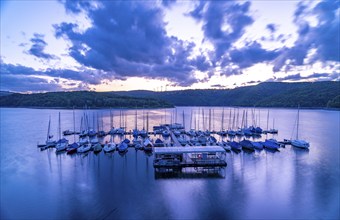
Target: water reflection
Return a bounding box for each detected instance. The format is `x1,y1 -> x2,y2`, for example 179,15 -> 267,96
155,167 -> 226,179
0,107 -> 339,219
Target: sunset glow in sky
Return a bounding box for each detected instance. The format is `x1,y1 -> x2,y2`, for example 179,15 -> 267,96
1,0 -> 339,92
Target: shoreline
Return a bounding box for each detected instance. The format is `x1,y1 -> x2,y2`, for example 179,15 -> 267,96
0,106 -> 339,111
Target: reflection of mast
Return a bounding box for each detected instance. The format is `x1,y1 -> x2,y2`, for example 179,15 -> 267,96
228,108 -> 232,130
73,107 -> 76,143
202,108 -> 205,130
190,109 -> 193,129
135,110 -> 137,130
197,108 -> 200,130
212,109 -> 215,131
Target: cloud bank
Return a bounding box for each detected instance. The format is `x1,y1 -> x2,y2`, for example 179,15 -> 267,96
1,0 -> 338,92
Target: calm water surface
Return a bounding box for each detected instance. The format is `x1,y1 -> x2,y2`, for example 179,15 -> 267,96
0,107 -> 339,219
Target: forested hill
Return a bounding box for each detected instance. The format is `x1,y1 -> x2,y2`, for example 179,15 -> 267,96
113,81 -> 340,108
0,91 -> 173,108
0,81 -> 339,108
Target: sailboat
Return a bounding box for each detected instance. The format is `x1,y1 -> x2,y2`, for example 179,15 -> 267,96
46,116 -> 56,147
67,108 -> 79,154
55,112 -> 69,152
103,141 -> 116,153
38,116 -> 56,150
143,137 -> 153,152
291,105 -> 310,149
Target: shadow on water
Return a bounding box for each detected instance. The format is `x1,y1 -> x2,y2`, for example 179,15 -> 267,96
291,146 -> 310,154
154,167 -> 226,179
231,149 -> 241,154
264,148 -> 280,153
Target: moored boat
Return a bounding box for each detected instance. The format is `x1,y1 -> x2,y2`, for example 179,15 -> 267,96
291,105 -> 310,149
239,139 -> 255,151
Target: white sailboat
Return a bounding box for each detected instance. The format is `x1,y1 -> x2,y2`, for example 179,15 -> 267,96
291,105 -> 310,149
103,135 -> 116,153
56,112 -> 69,152
46,116 -> 56,147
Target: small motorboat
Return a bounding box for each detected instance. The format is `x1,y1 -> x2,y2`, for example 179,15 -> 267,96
103,141 -> 116,153
56,138 -> 69,152
154,138 -> 164,147
251,141 -> 263,150
77,143 -> 91,153
291,140 -> 310,149
93,143 -> 103,153
240,139 -> 255,151
66,142 -> 79,154
162,130 -> 170,137
262,140 -> 280,150
143,138 -> 153,152
117,141 -> 128,153
228,141 -> 242,151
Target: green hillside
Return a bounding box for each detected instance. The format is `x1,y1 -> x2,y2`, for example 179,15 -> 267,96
0,91 -> 173,108
114,81 -> 340,108
1,81 -> 339,109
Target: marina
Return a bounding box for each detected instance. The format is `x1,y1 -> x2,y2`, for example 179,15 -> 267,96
34,107 -> 312,176
1,107 -> 339,219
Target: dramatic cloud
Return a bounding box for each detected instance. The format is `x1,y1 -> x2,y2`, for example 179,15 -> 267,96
161,0 -> 177,8
273,0 -> 340,72
27,33 -> 56,60
54,1 -> 203,86
275,72 -> 338,81
0,74 -> 63,92
0,61 -> 104,90
190,1 -> 254,63
229,42 -> 280,69
211,84 -> 225,88
266,24 -> 277,33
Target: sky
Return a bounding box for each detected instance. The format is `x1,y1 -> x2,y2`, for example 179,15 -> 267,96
0,0 -> 339,93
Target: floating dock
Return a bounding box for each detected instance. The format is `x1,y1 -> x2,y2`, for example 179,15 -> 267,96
153,146 -> 227,169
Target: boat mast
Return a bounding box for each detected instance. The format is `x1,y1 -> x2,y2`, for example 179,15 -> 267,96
146,112 -> 149,133
125,112 -> 127,130
197,108 -> 200,130
297,105 -> 300,139
47,116 -> 51,141
135,110 -> 137,130
266,109 -> 269,131
182,110 -> 185,130
209,109 -> 211,131
228,108 -> 232,130
221,108 -> 225,131
58,112 -> 61,140
190,109 -> 193,129
101,113 -> 104,132
73,107 -> 76,143
212,109 -> 215,131
232,108 -> 236,130
202,108 -> 205,130
236,108 -> 239,129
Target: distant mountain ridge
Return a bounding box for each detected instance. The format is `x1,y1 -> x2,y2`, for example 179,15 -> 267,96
0,91 -> 13,96
112,81 -> 340,108
0,91 -> 172,108
0,82 -> 339,108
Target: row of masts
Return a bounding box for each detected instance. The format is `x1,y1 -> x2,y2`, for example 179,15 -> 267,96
187,108 -> 276,132
58,107 -> 278,138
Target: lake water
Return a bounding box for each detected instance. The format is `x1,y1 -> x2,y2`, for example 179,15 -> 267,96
0,107 -> 339,219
